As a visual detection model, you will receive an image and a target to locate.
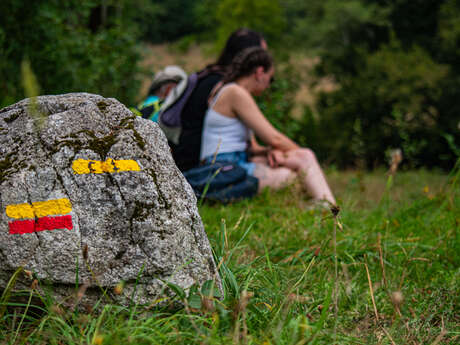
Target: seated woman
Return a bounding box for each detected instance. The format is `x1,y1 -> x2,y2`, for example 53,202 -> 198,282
172,28 -> 266,172
200,47 -> 336,206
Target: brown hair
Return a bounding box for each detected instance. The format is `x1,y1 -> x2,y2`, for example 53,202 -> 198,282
202,28 -> 265,76
222,47 -> 273,84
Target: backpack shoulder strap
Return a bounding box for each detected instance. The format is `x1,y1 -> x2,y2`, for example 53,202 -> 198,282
160,73 -> 198,127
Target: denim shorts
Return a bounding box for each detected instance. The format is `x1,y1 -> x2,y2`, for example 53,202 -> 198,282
204,151 -> 256,176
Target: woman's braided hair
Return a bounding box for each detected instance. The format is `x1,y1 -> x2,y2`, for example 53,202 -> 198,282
201,28 -> 265,75
222,47 -> 273,85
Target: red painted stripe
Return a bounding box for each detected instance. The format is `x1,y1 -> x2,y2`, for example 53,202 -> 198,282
9,219 -> 35,234
35,215 -> 73,232
8,215 -> 73,235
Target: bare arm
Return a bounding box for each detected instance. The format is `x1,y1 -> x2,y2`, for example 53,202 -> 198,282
231,87 -> 299,152
248,133 -> 269,155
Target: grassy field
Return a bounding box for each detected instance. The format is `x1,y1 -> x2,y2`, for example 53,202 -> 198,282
1,166 -> 458,344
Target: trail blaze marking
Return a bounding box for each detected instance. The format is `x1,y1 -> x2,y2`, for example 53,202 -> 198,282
5,203 -> 34,219
6,198 -> 73,235
72,158 -> 140,174
9,216 -> 73,234
6,198 -> 71,219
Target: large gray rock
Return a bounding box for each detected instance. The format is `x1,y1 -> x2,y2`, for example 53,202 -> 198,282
0,93 -> 220,308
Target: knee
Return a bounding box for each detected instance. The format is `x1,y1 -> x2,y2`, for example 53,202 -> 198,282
278,167 -> 295,181
272,168 -> 296,188
296,148 -> 317,162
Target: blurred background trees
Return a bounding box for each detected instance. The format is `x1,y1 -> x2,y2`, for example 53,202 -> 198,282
0,0 -> 145,106
1,0 -> 458,169
296,0 -> 460,169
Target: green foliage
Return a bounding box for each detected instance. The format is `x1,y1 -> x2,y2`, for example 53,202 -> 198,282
0,0 -> 142,107
192,0 -> 219,40
215,0 -> 286,50
309,39 -> 453,168
140,0 -> 201,43
280,0 -> 389,55
20,60 -> 40,99
256,66 -> 310,147
0,267 -> 23,319
21,59 -> 49,130
297,0 -> 460,169
388,0 -> 444,51
438,0 -> 460,58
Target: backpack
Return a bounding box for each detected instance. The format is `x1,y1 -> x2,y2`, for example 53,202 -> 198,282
133,65 -> 187,124
133,95 -> 162,122
157,72 -> 199,145
182,161 -> 259,203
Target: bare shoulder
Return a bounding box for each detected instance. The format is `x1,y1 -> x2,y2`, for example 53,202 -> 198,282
213,83 -> 257,118
223,83 -> 252,100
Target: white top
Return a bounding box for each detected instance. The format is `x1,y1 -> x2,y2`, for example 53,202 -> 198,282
200,84 -> 250,160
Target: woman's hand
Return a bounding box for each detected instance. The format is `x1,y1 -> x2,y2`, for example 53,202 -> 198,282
249,145 -> 270,156
267,149 -> 285,168
248,133 -> 270,156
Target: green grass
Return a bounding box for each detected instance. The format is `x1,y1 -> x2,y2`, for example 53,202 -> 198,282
1,168 -> 459,344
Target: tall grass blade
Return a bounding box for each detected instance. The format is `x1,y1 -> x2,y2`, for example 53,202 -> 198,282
129,263 -> 146,321
21,59 -> 47,130
12,290 -> 33,344
198,167 -> 222,207
227,222 -> 254,262
0,267 -> 24,319
309,284 -> 333,345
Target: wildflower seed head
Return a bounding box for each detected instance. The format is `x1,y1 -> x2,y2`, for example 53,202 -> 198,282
330,205 -> 340,216
391,291 -> 404,307
50,304 -> 64,316
30,279 -> 38,289
92,334 -> 104,345
313,247 -> 321,256
388,148 -> 403,175
82,244 -> 88,260
201,296 -> 215,313
24,269 -> 33,280
114,282 -> 124,295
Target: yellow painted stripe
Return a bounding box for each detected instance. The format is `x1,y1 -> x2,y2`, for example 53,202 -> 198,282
6,198 -> 72,219
32,198 -> 72,218
72,158 -> 141,174
113,159 -> 141,172
6,203 -> 34,219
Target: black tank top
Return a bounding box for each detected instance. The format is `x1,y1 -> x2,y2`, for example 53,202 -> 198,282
170,73 -> 222,171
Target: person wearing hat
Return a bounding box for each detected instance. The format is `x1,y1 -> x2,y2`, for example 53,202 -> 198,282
136,65 -> 186,122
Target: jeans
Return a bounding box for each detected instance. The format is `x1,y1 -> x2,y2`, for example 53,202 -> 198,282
204,151 -> 256,176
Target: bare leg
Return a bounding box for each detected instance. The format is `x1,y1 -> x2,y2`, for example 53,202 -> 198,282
252,163 -> 296,192
250,150 -> 335,204
279,148 -> 336,205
